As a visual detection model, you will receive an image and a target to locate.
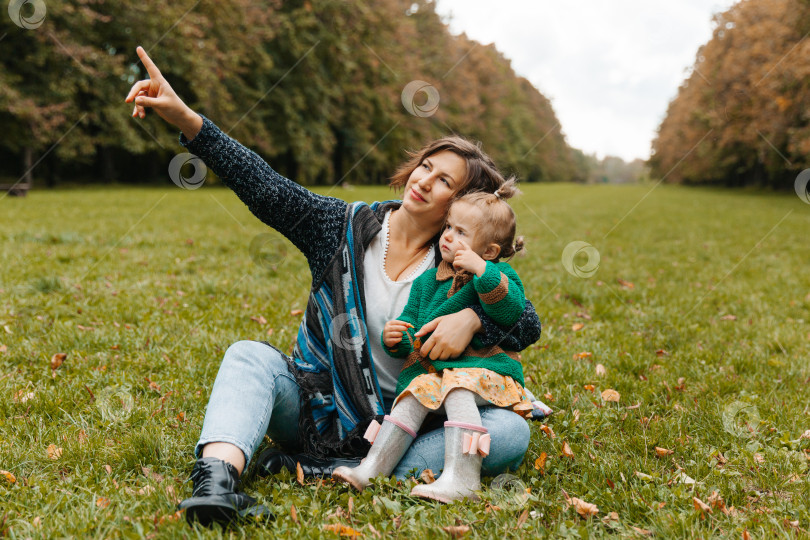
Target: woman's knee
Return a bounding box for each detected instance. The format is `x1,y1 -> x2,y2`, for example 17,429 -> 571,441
222,340 -> 289,374
480,408 -> 530,475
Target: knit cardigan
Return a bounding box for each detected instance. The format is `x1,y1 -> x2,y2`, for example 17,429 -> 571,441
386,260 -> 526,396
179,114 -> 542,458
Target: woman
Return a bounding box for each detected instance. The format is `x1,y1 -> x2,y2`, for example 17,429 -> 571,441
125,46 -> 541,526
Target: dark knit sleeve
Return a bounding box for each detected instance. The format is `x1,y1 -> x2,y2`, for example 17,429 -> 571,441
179,114 -> 347,282
469,298 -> 541,352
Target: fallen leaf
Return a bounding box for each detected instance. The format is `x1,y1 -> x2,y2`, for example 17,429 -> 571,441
632,526 -> 653,536
534,452 -> 547,471
573,410 -> 580,422
0,470 -> 16,484
50,352 -> 67,371
442,525 -> 471,537
419,469 -> 436,484
754,453 -> 764,464
720,314 -> 737,321
250,315 -> 268,325
693,497 -> 712,515
0,344 -> 6,353
323,524 -> 362,537
47,444 -> 63,460
516,508 -> 529,528
601,511 -> 619,523
573,351 -> 592,360
290,309 -> 304,316
670,471 -> 696,485
104,465 -> 112,475
572,323 -> 585,332
570,497 -> 598,518
655,349 -> 668,356
291,504 -> 299,524
742,531 -> 751,540
601,389 -> 620,402
655,447 -> 674,457
617,279 -> 634,289
562,441 -> 574,459
543,392 -> 554,402
583,384 -> 595,392
635,471 -> 653,481
707,491 -> 728,514
595,364 -> 606,376
540,424 -> 556,439
296,462 -> 304,485
32,516 -> 41,527
348,496 -> 354,515
15,390 -> 35,403
96,497 -> 111,508
800,430 -> 810,440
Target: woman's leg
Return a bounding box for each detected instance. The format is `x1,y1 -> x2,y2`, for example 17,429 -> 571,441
196,340 -> 301,474
393,405 -> 530,479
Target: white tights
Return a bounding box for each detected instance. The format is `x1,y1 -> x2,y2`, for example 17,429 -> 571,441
390,389 -> 489,433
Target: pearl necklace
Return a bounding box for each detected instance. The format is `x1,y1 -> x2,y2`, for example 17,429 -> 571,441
382,210 -> 432,282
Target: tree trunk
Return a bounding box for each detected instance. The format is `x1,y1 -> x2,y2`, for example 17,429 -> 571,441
22,146 -> 34,187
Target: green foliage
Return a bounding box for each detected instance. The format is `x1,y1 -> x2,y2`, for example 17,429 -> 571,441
0,0 -> 582,186
1,185 -> 808,537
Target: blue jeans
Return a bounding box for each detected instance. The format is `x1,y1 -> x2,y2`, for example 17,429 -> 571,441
196,340 -> 530,478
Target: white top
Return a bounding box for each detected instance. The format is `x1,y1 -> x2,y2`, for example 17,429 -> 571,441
363,209 -> 435,400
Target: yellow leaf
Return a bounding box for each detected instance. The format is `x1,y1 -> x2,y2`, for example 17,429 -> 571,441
96,497 -> 111,508
534,452 -> 547,471
562,441 -> 574,459
693,497 -> 712,516
296,462 -> 304,485
601,389 -> 620,402
291,504 -> 299,524
540,424 -> 556,439
0,470 -> 16,484
47,444 -> 63,460
654,447 -> 674,457
441,525 -> 470,538
595,364 -> 606,376
290,309 -> 304,316
419,468 -> 436,484
570,497 -> 598,518
573,351 -> 592,360
632,526 -> 653,536
571,323 -> 584,332
583,384 -> 595,392
50,352 -> 67,371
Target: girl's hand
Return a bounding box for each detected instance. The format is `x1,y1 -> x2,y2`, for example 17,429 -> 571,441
416,308 -> 482,360
453,240 -> 487,277
124,46 -> 203,140
383,320 -> 413,348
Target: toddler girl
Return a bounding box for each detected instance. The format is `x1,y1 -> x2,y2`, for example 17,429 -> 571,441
333,179 -> 532,502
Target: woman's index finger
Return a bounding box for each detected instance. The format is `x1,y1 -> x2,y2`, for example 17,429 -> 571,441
136,46 -> 162,79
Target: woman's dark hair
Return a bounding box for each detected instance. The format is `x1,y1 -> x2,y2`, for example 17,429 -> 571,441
388,135 -> 511,197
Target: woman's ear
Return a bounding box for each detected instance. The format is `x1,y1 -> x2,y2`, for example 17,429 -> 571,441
482,243 -> 501,261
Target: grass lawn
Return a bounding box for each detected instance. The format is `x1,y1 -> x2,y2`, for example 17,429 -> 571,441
1,183 -> 808,538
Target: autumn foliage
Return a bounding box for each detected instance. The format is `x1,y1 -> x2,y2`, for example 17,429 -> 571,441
650,0 -> 810,187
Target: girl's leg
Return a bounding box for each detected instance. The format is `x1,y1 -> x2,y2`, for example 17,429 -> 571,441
195,340 -> 301,474
410,389 -> 488,502
333,394 -> 428,490
393,405 -> 529,479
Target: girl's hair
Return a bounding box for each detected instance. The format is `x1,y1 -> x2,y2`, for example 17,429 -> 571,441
389,135 -> 508,196
453,178 -> 525,262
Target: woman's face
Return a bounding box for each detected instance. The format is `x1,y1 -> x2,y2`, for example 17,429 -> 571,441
401,150 -> 467,223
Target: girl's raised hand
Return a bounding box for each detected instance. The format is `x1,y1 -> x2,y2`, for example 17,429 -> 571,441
452,240 -> 487,277
124,46 -> 202,139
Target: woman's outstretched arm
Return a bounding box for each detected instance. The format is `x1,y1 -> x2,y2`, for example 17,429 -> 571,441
124,46 -> 346,282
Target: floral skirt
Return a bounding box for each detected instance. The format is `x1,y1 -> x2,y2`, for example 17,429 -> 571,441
394,367 -> 533,418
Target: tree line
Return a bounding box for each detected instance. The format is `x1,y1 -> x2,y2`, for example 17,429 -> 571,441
0,0 -> 586,188
650,0 -> 810,188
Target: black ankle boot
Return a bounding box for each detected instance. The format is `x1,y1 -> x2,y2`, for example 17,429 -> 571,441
178,457 -> 273,526
254,448 -> 362,478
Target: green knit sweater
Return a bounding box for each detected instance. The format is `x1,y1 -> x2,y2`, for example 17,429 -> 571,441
383,259 -> 527,395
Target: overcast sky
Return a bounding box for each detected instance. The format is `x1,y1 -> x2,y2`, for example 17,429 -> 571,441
434,0 -> 738,161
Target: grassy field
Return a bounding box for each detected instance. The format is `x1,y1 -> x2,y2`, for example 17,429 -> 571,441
1,183 -> 808,538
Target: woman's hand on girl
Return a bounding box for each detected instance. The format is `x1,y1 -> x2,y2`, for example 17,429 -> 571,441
124,46 -> 203,140
383,320 -> 413,348
415,309 -> 482,360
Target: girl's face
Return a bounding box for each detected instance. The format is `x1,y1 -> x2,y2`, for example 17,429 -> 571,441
401,150 -> 467,223
439,202 -> 493,263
